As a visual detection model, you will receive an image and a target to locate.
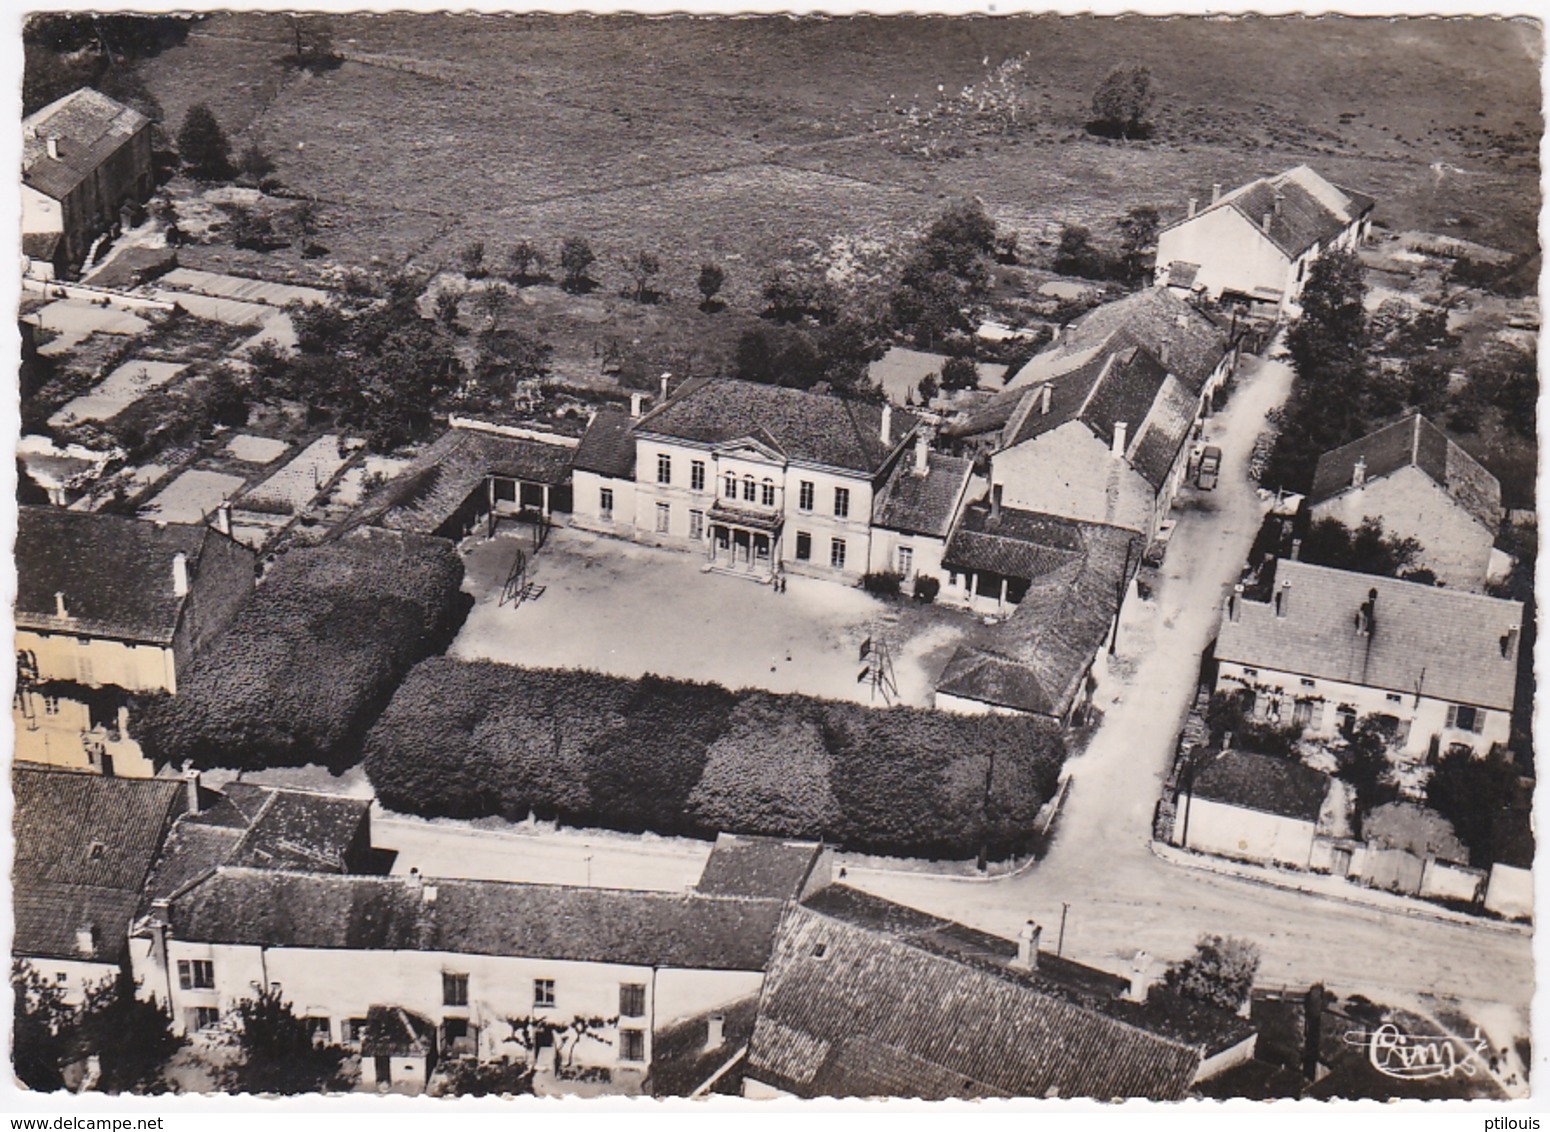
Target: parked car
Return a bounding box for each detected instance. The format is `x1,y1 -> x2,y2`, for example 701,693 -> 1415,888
1197,446 -> 1222,490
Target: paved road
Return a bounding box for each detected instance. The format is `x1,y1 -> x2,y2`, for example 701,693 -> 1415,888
845,355 -> 1534,1019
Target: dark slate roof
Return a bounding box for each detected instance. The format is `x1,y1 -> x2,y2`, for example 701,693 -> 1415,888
747,896 -> 1215,1100
1309,413 -> 1502,533
636,378 -> 916,475
943,502 -> 1088,581
15,507 -> 219,644
1189,750 -> 1329,823
1164,165 -> 1373,260
168,869 -> 786,971
13,766 -> 186,962
23,88 -> 150,202
939,509 -> 1141,717
870,449 -> 973,537
694,834 -> 823,901
1216,559 -> 1523,711
369,428 -> 573,535
572,406 -> 638,478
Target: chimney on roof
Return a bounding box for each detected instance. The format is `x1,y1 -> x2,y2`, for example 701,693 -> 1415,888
1502,624 -> 1520,659
46,136 -> 59,161
1158,341 -> 1170,367
54,591 -> 68,619
407,867 -> 421,889
1212,182 -> 1223,204
1040,383 -> 1052,415
880,403 -> 893,444
183,768 -> 201,815
1356,587 -> 1378,637
1262,212 -> 1273,234
1274,190 -> 1285,216
422,883 -> 438,905
1228,583 -> 1244,622
1352,456 -> 1367,487
1274,579 -> 1290,619
117,705 -> 130,741
213,501 -> 232,537
1112,421 -> 1129,458
629,391 -> 644,418
75,925 -> 96,959
172,552 -> 189,598
990,483 -> 1003,524
1124,950 -> 1154,1004
704,1013 -> 726,1052
1290,537 -> 1302,562
1186,197 -> 1198,219
913,429 -> 930,477
1012,920 -> 1041,971
659,372 -> 671,402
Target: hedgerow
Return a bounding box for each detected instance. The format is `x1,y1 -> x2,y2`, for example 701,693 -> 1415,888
136,529 -> 469,770
364,659 -> 1066,860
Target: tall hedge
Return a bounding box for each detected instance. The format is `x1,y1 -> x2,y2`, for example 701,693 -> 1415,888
136,530 -> 469,770
364,659 -> 1066,860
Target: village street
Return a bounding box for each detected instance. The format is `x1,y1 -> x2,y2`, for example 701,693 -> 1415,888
844,353 -> 1535,1019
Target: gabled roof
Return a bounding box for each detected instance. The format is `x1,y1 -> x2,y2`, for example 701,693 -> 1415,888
747,891 -> 1244,1100
13,766 -> 187,963
870,449 -> 974,537
1309,413 -> 1502,533
1189,749 -> 1329,823
939,509 -> 1141,717
636,378 -> 916,475
23,88 -> 150,202
166,869 -> 786,972
15,507 -> 226,645
572,406 -> 638,479
1216,559 -> 1523,711
1163,165 -> 1374,261
694,833 -> 824,901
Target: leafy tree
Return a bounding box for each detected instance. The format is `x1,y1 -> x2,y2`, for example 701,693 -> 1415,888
475,283 -> 507,329
236,140 -> 275,184
994,230 -> 1020,265
940,355 -> 980,392
461,239 -> 487,279
559,236 -> 597,293
221,203 -> 280,251
506,239 -> 545,284
471,326 -> 552,402
697,262 -> 726,310
1337,716 -> 1400,824
12,962 -> 177,1094
1298,516 -> 1425,581
1475,343 -> 1537,440
432,1058 -> 534,1097
889,269 -> 970,349
177,103 -> 232,180
288,14 -> 338,68
626,250 -> 661,303
1163,935 -> 1260,1013
1117,205 -> 1160,284
434,287 -> 463,329
760,265 -> 838,325
734,324 -> 823,389
13,959 -> 72,1091
926,199 -> 998,256
225,985 -> 343,1095
917,373 -> 939,403
1089,64 -> 1155,140
1053,223 -> 1106,278
1404,355 -> 1451,416
1426,746 -> 1524,866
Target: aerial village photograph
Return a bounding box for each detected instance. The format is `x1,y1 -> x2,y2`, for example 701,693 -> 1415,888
5,3 -> 1542,1112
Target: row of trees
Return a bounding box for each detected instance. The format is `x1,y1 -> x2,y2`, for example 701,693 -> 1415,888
13,965 -> 177,1094
364,659 -> 1067,860
457,236 -> 728,309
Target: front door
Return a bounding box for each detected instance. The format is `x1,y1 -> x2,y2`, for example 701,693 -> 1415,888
375,1055 -> 392,1085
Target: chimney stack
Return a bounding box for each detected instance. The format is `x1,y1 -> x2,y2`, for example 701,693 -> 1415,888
1502,624 -> 1521,659
629,391 -> 644,418
1112,421 -> 1129,458
183,769 -> 201,815
990,483 -> 1003,524
1262,212 -> 1273,234
1228,583 -> 1244,622
1290,538 -> 1302,561
422,883 -> 438,905
1124,950 -> 1154,1004
47,136 -> 59,160
659,372 -> 671,401
1352,456 -> 1367,487
1186,197 -> 1198,219
1274,579 -> 1290,619
54,591 -> 68,619
1040,383 -> 1052,415
172,552 -> 189,597
214,501 -> 233,537
1273,190 -> 1285,216
1158,341 -> 1170,368
1013,920 -> 1042,971
117,705 -> 130,740
705,1013 -> 726,1051
1211,182 -> 1223,204
913,429 -> 930,477
880,403 -> 893,444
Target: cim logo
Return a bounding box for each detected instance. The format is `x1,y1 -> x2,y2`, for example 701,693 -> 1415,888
1342,1022 -> 1489,1080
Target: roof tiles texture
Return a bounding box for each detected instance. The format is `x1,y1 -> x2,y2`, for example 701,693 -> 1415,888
694,834 -> 823,901
1189,749 -> 1330,822
1166,165 -> 1373,261
372,428 -> 573,535
23,88 -> 150,202
572,406 -> 638,478
870,450 -> 974,537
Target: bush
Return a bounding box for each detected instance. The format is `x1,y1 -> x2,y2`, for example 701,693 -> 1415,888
364,660 -> 1067,859
913,574 -> 941,603
136,530 -> 468,771
862,571 -> 903,597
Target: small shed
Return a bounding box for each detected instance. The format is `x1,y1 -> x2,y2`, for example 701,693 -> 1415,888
361,1005 -> 437,1093
1175,749 -> 1330,869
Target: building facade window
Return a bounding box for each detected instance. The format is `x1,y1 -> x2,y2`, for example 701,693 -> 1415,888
798,481 -> 815,512
688,509 -> 704,540
188,1006 -> 221,1032
724,472 -> 737,498
761,479 -> 776,507
1299,677 -> 1315,689
690,460 -> 706,492
656,454 -> 672,485
443,973 -> 469,1006
1293,699 -> 1314,727
341,1017 -> 369,1045
742,475 -> 756,503
534,979 -> 556,1009
1385,692 -> 1403,704
833,487 -> 850,519
1336,704 -> 1357,734
177,959 -> 214,990
897,546 -> 914,577
830,538 -> 847,569
619,984 -> 646,1018
1447,704 -> 1484,733
619,1029 -> 645,1062
656,502 -> 671,534
795,532 -> 812,561
599,487 -> 614,519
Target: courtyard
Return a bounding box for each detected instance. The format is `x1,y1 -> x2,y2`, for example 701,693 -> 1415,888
450,523 -> 981,709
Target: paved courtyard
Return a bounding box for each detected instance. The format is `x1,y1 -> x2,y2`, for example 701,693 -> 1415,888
451,525 -> 977,708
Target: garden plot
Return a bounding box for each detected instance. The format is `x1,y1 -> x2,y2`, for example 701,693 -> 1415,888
223,433 -> 291,465
149,288 -> 272,328
30,300 -> 151,353
141,468 -> 247,524
47,360 -> 188,428
158,268 -> 329,309
240,434 -> 355,514
328,455 -> 415,508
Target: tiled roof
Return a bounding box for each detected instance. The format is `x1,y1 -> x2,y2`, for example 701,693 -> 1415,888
1164,165 -> 1373,261
747,895 -> 1217,1100
694,833 -> 824,901
870,449 -> 973,537
1362,802 -> 1470,865
362,1006 -> 435,1057
636,378 -> 916,475
13,766 -> 186,962
168,869 -> 786,971
572,406 -> 637,478
1309,413 -> 1502,533
23,88 -> 150,202
1216,559 -> 1523,711
369,428 -> 572,535
1189,749 -> 1330,823
15,507 -> 218,644
943,502 -> 1088,581
939,510 -> 1141,717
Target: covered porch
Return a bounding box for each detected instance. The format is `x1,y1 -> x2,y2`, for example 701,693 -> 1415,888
706,504 -> 782,581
